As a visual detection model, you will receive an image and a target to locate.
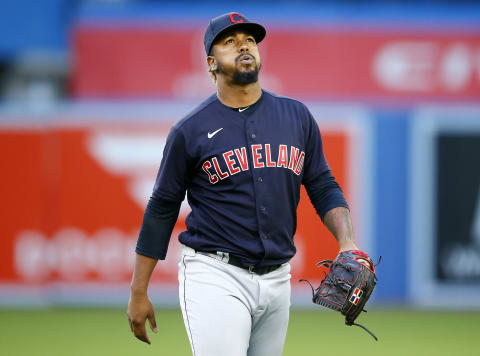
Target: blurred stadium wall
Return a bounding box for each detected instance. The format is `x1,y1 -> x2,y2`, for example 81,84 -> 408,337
1,0 -> 479,308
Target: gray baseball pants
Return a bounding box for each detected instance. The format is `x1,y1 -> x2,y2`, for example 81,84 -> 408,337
178,245 -> 291,356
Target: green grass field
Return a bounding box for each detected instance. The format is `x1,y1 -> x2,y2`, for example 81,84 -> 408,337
1,308 -> 479,355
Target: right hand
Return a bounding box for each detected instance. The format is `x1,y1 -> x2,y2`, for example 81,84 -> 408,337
127,292 -> 158,344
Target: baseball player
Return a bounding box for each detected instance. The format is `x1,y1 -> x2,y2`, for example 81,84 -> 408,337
127,12 -> 359,356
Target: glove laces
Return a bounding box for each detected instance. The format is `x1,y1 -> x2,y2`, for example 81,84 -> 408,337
347,320 -> 378,341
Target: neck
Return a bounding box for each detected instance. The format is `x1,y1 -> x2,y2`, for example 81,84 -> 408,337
216,78 -> 262,108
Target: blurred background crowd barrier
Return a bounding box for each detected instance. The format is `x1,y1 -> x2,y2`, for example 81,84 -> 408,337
1,0 -> 479,308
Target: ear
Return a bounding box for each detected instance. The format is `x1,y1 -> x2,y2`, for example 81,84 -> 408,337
207,56 -> 217,72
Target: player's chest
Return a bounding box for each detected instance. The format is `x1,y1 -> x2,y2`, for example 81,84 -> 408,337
190,115 -> 306,183
198,111 -> 304,150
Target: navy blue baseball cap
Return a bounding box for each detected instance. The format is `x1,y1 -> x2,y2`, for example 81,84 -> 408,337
204,12 -> 266,55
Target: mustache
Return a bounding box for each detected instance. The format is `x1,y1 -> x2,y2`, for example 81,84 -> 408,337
235,53 -> 255,63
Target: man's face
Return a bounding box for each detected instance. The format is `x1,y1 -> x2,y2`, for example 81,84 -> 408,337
209,29 -> 262,85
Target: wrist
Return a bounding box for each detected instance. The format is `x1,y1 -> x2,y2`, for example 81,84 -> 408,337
338,240 -> 358,252
130,284 -> 148,297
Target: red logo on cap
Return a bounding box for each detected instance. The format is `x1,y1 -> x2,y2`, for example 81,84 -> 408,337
229,12 -> 244,23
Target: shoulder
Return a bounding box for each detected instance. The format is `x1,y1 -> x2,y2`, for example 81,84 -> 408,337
262,90 -> 310,111
262,90 -> 315,130
262,90 -> 313,121
172,93 -> 219,132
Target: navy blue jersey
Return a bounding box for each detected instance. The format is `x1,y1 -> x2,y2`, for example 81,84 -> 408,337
147,90 -> 332,267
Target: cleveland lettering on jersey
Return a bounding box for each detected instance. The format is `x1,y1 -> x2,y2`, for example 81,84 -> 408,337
202,143 -> 306,184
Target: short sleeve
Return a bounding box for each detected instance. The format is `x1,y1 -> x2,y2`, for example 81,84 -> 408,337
152,127 -> 191,202
302,109 -> 330,184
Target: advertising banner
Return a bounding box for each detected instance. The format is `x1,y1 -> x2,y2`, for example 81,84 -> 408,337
72,26 -> 480,99
410,106 -> 480,307
436,133 -> 480,282
0,103 -> 372,306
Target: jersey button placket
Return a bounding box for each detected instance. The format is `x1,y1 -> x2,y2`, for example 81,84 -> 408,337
245,116 -> 269,254
260,206 -> 267,214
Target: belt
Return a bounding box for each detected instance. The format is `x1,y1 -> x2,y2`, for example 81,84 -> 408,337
196,250 -> 283,275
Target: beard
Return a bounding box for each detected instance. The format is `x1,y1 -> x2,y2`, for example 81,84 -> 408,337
216,55 -> 261,85
232,66 -> 259,85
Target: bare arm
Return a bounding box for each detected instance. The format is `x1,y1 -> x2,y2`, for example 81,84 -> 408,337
127,253 -> 159,344
323,206 -> 359,252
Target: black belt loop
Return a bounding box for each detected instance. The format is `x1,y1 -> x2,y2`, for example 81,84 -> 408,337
196,250 -> 282,275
